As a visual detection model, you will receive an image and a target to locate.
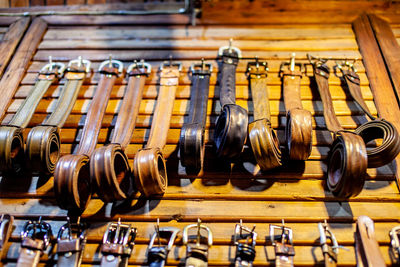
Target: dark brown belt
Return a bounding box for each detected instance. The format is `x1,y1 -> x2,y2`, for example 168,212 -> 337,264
133,61 -> 180,197
0,58 -> 64,173
309,55 -> 367,198
318,221 -> 338,267
183,219 -> 213,267
54,58 -> 122,214
247,59 -> 282,171
234,221 -> 257,267
355,216 -> 386,267
269,222 -> 295,267
0,214 -> 13,260
25,57 -> 90,176
92,61 -> 150,203
280,53 -> 312,161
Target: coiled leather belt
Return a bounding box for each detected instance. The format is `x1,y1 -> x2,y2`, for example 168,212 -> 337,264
92,61 -> 150,203
25,57 -> 90,176
214,41 -> 248,160
0,58 -> 64,173
133,61 -> 180,197
54,58 -> 122,214
179,59 -> 211,174
247,59 -> 282,171
280,53 -> 312,161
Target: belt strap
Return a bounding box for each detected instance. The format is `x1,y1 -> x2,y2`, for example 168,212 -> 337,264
179,60 -> 211,173
0,214 -> 13,259
185,244 -> 209,267
134,62 -> 180,197
355,216 -> 386,267
270,223 -> 295,267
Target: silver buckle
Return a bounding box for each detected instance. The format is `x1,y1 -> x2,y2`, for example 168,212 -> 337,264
57,217 -> 86,242
21,217 -> 52,250
280,53 -> 305,73
269,220 -> 293,247
102,218 -> 137,247
218,39 -> 242,58
98,55 -> 124,74
182,219 -> 213,248
190,58 -> 213,74
390,226 -> 400,258
234,220 -> 257,248
318,221 -> 339,258
246,56 -> 268,78
39,56 -> 65,76
148,219 -> 180,252
335,59 -> 358,73
67,56 -> 91,73
127,59 -> 152,75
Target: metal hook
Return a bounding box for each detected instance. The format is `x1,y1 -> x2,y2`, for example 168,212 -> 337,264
197,218 -> 201,246
290,53 -> 296,72
201,58 -> 205,71
48,56 -> 53,71
155,218 -> 161,247
169,55 -> 173,67
78,56 -> 82,68
228,38 -> 233,53
108,54 -> 112,68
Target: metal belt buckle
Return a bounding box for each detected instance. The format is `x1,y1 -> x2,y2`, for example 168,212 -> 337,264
39,56 -> 66,77
67,56 -> 91,73
307,53 -> 329,67
98,55 -> 124,75
182,218 -> 213,247
0,214 -> 14,250
218,38 -> 242,58
148,224 -> 180,252
102,218 -> 137,257
390,226 -> 400,260
190,58 -> 212,75
318,220 -> 338,263
21,217 -> 52,251
57,217 -> 87,250
279,53 -> 305,76
234,220 -> 257,266
246,56 -> 268,78
127,59 -> 152,76
269,220 -> 295,257
160,56 -> 182,72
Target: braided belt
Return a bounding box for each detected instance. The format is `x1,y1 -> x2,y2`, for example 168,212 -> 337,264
133,61 -> 180,197
179,60 -> 211,174
0,58 -> 64,173
25,57 -> 90,176
147,225 -> 180,267
92,61 -> 150,203
247,59 -> 282,171
269,222 -> 295,267
0,214 -> 13,259
214,41 -> 248,160
318,221 -> 338,267
234,221 -> 257,267
280,53 -> 312,161
183,220 -> 213,267
54,59 -> 122,214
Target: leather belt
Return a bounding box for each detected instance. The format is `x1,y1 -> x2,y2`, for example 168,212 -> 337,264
17,218 -> 52,267
309,55 -> 368,198
179,59 -> 211,174
390,225 -> 400,263
280,53 -> 312,161
147,224 -> 180,267
247,59 -> 282,171
269,222 -> 295,267
318,221 -> 338,267
234,221 -> 257,267
56,218 -> 87,267
100,219 -> 137,267
214,40 -> 248,160
355,216 -> 386,267
92,60 -> 150,203
0,214 -> 14,260
183,219 -> 212,267
133,61 -> 181,197
26,57 -> 90,176
54,58 -> 123,214
0,57 -> 64,173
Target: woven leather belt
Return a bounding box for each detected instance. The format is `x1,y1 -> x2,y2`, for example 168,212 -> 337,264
92,61 -> 150,203
26,57 -> 90,176
133,61 -> 180,197
0,58 -> 64,173
0,214 -> 13,260
54,58 -> 123,214
318,221 -> 338,267
269,222 -> 295,267
214,41 -> 248,160
100,219 -> 137,267
309,55 -> 367,198
234,221 -> 257,267
17,218 -> 52,267
179,59 -> 211,174
247,59 -> 282,171
147,225 -> 180,267
183,219 -> 213,267
280,53 -> 312,161
355,216 -> 386,267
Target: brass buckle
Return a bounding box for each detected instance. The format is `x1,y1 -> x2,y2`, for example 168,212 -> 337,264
39,56 -> 65,77
318,220 -> 339,262
0,214 -> 13,249
127,59 -> 152,75
98,55 -> 124,74
246,56 -> 268,78
182,218 -> 213,248
390,226 -> 400,259
190,58 -> 212,75
21,217 -> 52,250
67,56 -> 91,73
218,38 -> 242,58
280,53 -> 305,75
102,218 -> 137,248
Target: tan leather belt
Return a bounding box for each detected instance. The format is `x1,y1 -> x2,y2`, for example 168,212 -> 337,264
247,59 -> 282,171
269,222 -> 295,267
280,53 -> 312,161
183,219 -> 213,267
0,214 -> 13,260
26,57 -> 90,176
0,58 -> 64,173
355,216 -> 386,267
92,61 -> 150,203
133,61 -> 180,197
234,221 -> 257,267
54,58 -> 122,214
318,221 -> 338,267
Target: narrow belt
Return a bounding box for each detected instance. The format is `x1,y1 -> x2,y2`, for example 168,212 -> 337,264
280,53 -> 312,161
147,226 -> 180,267
54,58 -> 123,214
355,216 -> 386,267
0,214 -> 14,259
133,61 -> 181,197
0,58 -> 64,173
183,219 -> 212,267
309,55 -> 367,198
92,61 -> 150,203
247,59 -> 282,171
270,222 -> 295,267
234,221 -> 257,267
214,41 -> 248,160
318,221 -> 338,267
179,60 -> 211,174
17,218 -> 52,267
25,57 -> 90,176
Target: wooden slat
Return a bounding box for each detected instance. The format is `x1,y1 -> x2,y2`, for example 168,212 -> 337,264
0,0 -> 8,8
10,0 -> 28,7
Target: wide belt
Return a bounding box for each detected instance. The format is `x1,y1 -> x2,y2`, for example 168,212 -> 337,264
0,214 -> 14,260
309,55 -> 367,198
247,59 -> 282,171
214,41 -> 248,160
234,221 -> 257,267
270,222 -> 295,267
54,58 -> 122,214
92,61 -> 150,203
318,221 -> 338,267
0,58 -> 64,173
355,216 -> 386,267
147,225 -> 180,267
183,219 -> 212,267
133,61 -> 180,197
179,59 -> 211,174
25,57 -> 90,176
280,53 -> 312,161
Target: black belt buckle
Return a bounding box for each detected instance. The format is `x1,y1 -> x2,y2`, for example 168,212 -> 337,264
21,216 -> 52,251
269,220 -> 295,258
234,220 -> 257,266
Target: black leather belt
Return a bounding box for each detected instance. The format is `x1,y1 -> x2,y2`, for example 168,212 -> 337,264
318,221 -> 338,267
0,214 -> 13,260
147,225 -> 180,267
269,222 -> 295,267
183,219 -> 213,267
179,59 -> 211,174
234,221 -> 257,267
214,40 -> 248,160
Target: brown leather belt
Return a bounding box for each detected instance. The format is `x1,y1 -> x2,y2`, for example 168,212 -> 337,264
247,59 -> 282,171
355,216 -> 386,267
133,61 -> 180,197
54,58 -> 122,214
280,53 -> 312,161
309,55 -> 367,198
269,222 -> 295,267
92,61 -> 150,203
318,221 -> 338,267
0,214 -> 13,260
0,58 -> 64,173
183,219 -> 213,267
26,57 -> 90,176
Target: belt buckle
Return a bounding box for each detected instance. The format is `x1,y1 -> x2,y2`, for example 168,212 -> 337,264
234,220 -> 257,264
160,56 -> 182,72
190,58 -> 212,75
390,226 -> 400,259
102,218 -> 137,253
21,217 -> 52,250
39,56 -> 66,77
0,214 -> 14,249
218,38 -> 242,58
67,56 -> 91,73
99,55 -> 124,75
269,220 -> 295,257
279,53 -> 305,76
148,224 -> 180,252
127,59 -> 152,76
246,57 -> 268,78
182,218 -> 213,247
318,220 -> 338,262
57,217 -> 86,244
